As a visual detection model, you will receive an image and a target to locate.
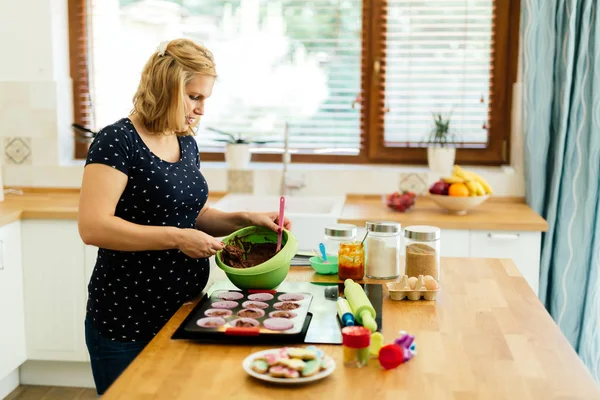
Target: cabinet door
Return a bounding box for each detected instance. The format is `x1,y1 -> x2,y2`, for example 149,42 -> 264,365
0,221 -> 26,378
439,229 -> 470,257
21,220 -> 88,361
469,231 -> 541,295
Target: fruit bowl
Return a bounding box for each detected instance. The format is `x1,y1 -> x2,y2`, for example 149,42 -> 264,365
428,193 -> 489,215
383,191 -> 417,212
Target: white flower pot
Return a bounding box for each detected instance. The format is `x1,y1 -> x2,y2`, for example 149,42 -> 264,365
427,147 -> 456,175
225,143 -> 251,170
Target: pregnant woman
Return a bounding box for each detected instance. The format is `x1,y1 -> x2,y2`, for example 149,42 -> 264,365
78,38 -> 291,395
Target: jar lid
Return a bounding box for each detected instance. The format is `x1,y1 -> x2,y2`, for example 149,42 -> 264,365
325,224 -> 357,238
366,221 -> 401,233
404,225 -> 440,241
342,326 -> 371,348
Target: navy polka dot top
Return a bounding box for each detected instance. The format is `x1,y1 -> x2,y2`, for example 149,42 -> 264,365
84,117 -> 210,342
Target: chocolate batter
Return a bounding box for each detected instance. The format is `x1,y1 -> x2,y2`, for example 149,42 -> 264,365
221,237 -> 278,269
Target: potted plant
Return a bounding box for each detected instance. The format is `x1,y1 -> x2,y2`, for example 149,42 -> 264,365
425,112 -> 458,175
207,127 -> 277,170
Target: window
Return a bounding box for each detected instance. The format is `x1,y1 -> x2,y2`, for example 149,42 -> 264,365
69,0 -> 519,165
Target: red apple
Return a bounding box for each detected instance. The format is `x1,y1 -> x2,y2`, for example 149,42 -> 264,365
429,181 -> 449,195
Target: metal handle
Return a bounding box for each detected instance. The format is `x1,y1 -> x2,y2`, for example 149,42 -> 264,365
487,233 -> 520,240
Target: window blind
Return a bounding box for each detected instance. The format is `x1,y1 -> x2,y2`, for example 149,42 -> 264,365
83,0 -> 365,155
381,0 -> 494,146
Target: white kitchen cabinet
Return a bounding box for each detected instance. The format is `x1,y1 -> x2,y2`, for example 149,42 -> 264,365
439,229 -> 470,257
469,230 -> 541,295
21,220 -> 88,362
0,221 -> 26,379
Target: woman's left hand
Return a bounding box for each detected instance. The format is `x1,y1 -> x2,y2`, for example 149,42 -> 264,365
248,212 -> 292,233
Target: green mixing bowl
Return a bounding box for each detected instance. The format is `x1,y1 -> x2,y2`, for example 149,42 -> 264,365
215,226 -> 298,290
309,256 -> 339,275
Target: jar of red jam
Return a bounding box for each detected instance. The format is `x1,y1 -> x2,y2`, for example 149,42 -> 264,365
338,241 -> 365,280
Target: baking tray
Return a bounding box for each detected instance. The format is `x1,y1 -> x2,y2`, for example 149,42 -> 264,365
172,289 -> 313,344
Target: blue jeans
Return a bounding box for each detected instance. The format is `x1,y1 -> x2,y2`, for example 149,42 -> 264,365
85,318 -> 149,395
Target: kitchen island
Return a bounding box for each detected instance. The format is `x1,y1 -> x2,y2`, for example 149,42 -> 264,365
102,258 -> 599,400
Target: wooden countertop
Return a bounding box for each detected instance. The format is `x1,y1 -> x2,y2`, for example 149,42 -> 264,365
0,189 -> 547,232
341,195 -> 548,231
102,259 -> 599,400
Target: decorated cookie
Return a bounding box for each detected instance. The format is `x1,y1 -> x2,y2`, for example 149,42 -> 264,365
269,311 -> 297,319
320,356 -> 333,371
237,308 -> 265,318
263,318 -> 294,331
286,347 -> 317,360
269,366 -> 300,379
230,318 -> 259,328
204,308 -> 233,318
273,301 -> 300,310
256,352 -> 280,366
251,359 -> 269,374
211,301 -> 238,309
278,293 -> 305,302
196,317 -> 226,328
248,293 -> 274,301
305,345 -> 324,359
301,359 -> 321,377
277,358 -> 306,371
216,291 -> 244,301
242,301 -> 269,309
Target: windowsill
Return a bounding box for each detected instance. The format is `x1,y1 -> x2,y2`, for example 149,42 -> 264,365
63,158 -> 516,175
200,161 -> 517,175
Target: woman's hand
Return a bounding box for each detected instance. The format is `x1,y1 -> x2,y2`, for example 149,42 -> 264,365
177,228 -> 224,258
248,212 -> 292,233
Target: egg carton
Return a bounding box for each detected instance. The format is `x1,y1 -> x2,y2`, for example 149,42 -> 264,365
386,275 -> 439,301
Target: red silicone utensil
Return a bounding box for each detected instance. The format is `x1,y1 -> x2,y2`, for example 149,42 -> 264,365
276,196 -> 285,252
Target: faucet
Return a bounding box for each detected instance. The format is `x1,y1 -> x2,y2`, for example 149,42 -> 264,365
280,122 -> 305,196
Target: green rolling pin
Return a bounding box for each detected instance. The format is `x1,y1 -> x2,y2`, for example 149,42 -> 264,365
343,279 -> 378,332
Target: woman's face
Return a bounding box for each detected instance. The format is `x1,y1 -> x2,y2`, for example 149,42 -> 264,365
184,75 -> 215,126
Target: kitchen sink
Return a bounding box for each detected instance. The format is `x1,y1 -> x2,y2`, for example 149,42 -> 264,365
211,194 -> 347,252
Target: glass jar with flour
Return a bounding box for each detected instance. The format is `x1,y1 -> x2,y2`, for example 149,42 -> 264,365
364,221 -> 402,279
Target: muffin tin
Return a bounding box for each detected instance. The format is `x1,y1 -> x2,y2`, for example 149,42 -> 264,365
184,289 -> 314,337
386,275 -> 440,301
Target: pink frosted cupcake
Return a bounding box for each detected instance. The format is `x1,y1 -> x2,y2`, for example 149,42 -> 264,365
278,293 -> 304,302
237,308 -> 265,318
196,317 -> 226,328
211,300 -> 239,309
263,318 -> 294,331
248,293 -> 274,301
273,301 -> 301,310
204,308 -> 233,318
216,291 -> 244,301
269,310 -> 297,319
229,318 -> 260,328
242,301 -> 269,309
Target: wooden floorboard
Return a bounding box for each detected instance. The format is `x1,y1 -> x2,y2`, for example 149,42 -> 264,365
5,385 -> 97,400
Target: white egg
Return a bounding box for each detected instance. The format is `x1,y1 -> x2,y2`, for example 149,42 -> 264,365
408,276 -> 418,290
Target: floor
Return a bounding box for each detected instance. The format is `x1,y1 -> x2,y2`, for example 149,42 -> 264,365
5,386 -> 97,400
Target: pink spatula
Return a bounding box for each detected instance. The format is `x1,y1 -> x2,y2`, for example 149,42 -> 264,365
276,196 -> 285,252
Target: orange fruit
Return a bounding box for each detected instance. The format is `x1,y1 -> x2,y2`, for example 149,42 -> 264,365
448,183 -> 470,197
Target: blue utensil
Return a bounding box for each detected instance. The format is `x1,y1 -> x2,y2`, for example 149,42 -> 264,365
319,243 -> 329,264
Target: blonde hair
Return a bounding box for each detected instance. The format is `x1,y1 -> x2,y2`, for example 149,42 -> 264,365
130,38 -> 217,136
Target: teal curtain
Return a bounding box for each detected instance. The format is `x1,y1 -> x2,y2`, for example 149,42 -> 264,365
521,0 -> 600,381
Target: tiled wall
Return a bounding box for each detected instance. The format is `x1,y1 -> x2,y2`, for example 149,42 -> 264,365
0,82 -> 59,167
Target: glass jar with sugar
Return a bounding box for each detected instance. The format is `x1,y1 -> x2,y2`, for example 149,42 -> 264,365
364,221 -> 402,279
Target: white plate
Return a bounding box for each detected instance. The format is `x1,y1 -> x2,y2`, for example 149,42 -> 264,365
242,348 -> 336,384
